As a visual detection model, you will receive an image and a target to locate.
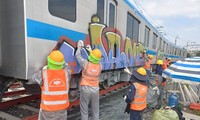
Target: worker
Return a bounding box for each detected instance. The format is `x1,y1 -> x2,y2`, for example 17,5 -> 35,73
144,55 -> 154,75
27,50 -> 71,120
123,67 -> 149,120
155,60 -> 166,108
162,58 -> 171,70
75,40 -> 102,120
140,50 -> 147,66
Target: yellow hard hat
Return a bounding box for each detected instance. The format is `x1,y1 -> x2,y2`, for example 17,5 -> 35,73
90,49 -> 102,60
136,67 -> 147,76
49,50 -> 64,63
148,55 -> 154,60
131,67 -> 149,81
156,60 -> 163,65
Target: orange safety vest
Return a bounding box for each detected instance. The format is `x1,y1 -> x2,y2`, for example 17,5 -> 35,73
80,61 -> 102,87
144,60 -> 152,70
130,83 -> 148,111
162,62 -> 167,70
41,69 -> 69,111
155,75 -> 166,86
166,60 -> 170,66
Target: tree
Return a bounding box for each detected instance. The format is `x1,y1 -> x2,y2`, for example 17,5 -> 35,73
196,51 -> 200,56
187,52 -> 191,57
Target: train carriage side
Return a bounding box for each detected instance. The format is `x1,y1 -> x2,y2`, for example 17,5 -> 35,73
0,0 -> 26,79
0,0 -> 29,100
0,0 -> 187,101
123,0 -> 187,69
25,0 -> 101,78
0,0 -> 137,101
0,0 -> 98,101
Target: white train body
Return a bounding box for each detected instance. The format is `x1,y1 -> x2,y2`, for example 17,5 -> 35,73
0,0 -> 187,81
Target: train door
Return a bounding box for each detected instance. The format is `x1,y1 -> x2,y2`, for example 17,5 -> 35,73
97,0 -> 120,88
106,0 -> 117,29
106,0 -> 118,60
97,0 -> 117,27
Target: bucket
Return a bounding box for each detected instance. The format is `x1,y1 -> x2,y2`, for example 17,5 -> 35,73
167,93 -> 179,107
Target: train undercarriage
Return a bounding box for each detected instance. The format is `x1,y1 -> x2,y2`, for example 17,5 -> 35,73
0,69 -> 130,102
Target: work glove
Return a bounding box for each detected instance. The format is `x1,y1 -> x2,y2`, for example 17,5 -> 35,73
77,40 -> 84,48
152,86 -> 158,91
124,67 -> 132,75
85,44 -> 92,52
123,94 -> 128,100
152,86 -> 160,95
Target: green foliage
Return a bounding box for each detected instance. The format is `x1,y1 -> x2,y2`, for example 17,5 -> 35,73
187,52 -> 191,57
193,110 -> 200,116
196,51 -> 200,56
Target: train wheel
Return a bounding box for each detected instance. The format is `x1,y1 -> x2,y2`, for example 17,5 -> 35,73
69,89 -> 79,102
69,78 -> 79,102
22,81 -> 41,95
102,80 -> 110,89
0,77 -> 17,102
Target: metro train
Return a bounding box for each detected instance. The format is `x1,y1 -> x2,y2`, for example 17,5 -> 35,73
0,0 -> 187,101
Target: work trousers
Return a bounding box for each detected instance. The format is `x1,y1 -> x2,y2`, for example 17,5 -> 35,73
80,86 -> 99,120
130,109 -> 143,120
38,109 -> 67,120
156,75 -> 166,107
158,85 -> 165,107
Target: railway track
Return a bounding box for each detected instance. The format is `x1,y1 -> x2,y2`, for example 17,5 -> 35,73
0,82 -> 129,120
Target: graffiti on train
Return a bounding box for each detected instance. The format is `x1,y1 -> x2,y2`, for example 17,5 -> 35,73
55,15 -> 145,74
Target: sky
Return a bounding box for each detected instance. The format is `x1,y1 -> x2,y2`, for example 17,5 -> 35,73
128,0 -> 200,49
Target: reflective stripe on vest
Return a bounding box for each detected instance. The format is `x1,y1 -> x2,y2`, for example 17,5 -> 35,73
130,83 -> 147,110
41,69 -> 69,111
81,61 -> 101,87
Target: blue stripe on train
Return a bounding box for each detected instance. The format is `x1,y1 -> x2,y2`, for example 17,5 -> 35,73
147,50 -> 156,55
27,19 -> 182,59
27,19 -> 86,42
147,50 -> 181,59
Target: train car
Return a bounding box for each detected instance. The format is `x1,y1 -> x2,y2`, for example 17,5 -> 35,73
0,0 -> 187,101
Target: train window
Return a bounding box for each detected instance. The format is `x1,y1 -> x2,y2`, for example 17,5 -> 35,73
109,3 -> 115,27
97,0 -> 105,24
163,41 -> 166,52
175,48 -> 177,55
144,26 -> 150,47
159,38 -> 162,50
127,13 -> 133,40
166,44 -> 168,54
126,13 -> 139,43
162,41 -> 164,52
152,33 -> 157,49
171,46 -> 173,54
48,0 -> 76,22
133,19 -> 139,43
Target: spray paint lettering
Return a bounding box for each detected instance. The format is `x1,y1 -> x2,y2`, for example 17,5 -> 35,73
56,15 -> 145,74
